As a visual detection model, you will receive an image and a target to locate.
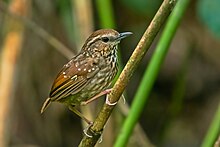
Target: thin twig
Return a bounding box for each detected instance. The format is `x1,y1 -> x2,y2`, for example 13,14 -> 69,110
0,1 -> 75,59
79,0 -> 177,146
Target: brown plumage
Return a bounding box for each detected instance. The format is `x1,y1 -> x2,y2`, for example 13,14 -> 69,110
41,29 -> 132,123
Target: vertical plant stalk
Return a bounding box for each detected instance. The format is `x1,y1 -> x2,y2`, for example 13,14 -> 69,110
72,0 -> 94,51
202,102 -> 220,147
0,0 -> 28,146
114,0 -> 190,146
96,0 -> 116,28
71,0 -> 95,128
79,0 -> 176,146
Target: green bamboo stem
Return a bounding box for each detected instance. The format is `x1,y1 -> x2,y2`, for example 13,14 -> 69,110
95,0 -> 116,28
95,0 -> 124,77
201,102 -> 220,147
79,0 -> 176,146
114,0 -> 190,146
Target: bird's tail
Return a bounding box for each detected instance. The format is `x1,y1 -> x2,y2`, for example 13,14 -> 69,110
41,98 -> 51,114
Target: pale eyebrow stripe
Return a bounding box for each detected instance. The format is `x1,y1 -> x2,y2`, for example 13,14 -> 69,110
86,35 -> 101,46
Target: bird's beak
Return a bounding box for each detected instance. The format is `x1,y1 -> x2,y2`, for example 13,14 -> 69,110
117,32 -> 133,40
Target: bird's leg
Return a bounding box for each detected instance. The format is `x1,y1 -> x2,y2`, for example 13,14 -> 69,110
69,106 -> 94,137
81,89 -> 112,106
68,105 -> 92,125
81,88 -> 124,106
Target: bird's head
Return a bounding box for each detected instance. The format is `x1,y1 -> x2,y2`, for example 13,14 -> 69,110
82,29 -> 132,57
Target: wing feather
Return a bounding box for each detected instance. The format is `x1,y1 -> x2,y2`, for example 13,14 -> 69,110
49,56 -> 99,101
53,78 -> 87,101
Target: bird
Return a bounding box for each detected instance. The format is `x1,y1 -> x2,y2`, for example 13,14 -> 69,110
40,29 -> 132,124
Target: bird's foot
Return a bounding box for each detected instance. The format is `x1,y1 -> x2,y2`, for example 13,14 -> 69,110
105,94 -> 117,106
83,122 -> 94,138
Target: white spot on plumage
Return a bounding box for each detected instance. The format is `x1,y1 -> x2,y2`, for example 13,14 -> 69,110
88,69 -> 91,72
92,67 -> 95,71
64,75 -> 67,78
78,68 -> 81,71
63,72 -> 66,75
75,62 -> 79,67
84,68 -> 87,71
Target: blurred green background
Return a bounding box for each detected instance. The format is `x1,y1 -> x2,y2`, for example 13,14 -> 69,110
0,0 -> 220,146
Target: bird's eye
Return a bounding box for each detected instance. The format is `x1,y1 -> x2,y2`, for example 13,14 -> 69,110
101,37 -> 109,43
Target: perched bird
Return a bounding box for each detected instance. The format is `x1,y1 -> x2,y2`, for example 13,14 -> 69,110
41,29 -> 132,124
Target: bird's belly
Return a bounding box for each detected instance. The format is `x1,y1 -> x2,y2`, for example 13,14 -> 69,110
61,66 -> 117,105
82,66 -> 116,100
